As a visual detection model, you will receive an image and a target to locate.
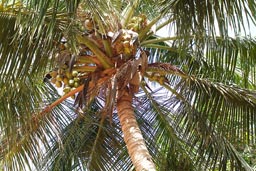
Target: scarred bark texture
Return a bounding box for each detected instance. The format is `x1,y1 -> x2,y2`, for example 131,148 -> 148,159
117,88 -> 156,171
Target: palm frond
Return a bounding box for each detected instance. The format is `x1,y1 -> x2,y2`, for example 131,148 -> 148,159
1,0 -> 256,170
182,76 -> 256,144
160,0 -> 256,37
137,86 -> 199,170
0,4 -> 80,167
40,101 -> 133,171
143,35 -> 256,89
145,64 -> 256,144
0,0 -> 80,91
0,81 -> 76,171
203,36 -> 256,88
138,85 -> 254,170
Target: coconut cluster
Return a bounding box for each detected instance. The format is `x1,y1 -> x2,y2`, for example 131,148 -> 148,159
49,64 -> 82,98
47,10 -> 148,99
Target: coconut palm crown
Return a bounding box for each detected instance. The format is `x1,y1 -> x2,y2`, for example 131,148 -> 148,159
1,0 -> 256,170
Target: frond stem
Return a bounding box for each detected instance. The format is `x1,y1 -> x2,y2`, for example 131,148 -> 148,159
141,83 -> 178,138
141,37 -> 177,46
143,17 -> 176,40
87,116 -> 106,168
41,85 -> 84,114
76,35 -> 113,69
139,15 -> 162,41
155,17 -> 176,32
121,0 -> 140,27
142,44 -> 177,51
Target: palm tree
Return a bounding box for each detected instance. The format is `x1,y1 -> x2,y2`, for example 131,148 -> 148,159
1,0 -> 256,170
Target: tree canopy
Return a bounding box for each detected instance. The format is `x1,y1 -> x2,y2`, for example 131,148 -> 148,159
0,0 -> 256,170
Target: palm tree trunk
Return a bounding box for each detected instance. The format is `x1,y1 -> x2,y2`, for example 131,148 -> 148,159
117,88 -> 156,171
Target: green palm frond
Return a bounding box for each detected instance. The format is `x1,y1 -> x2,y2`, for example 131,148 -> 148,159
143,35 -> 256,89
204,36 -> 256,88
160,0 -> 256,37
145,64 -> 256,142
138,86 -> 253,170
137,87 -> 199,170
0,0 -> 79,89
40,102 -> 133,171
1,0 -> 256,170
0,3 -> 80,168
181,76 -> 256,143
0,81 -> 76,171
